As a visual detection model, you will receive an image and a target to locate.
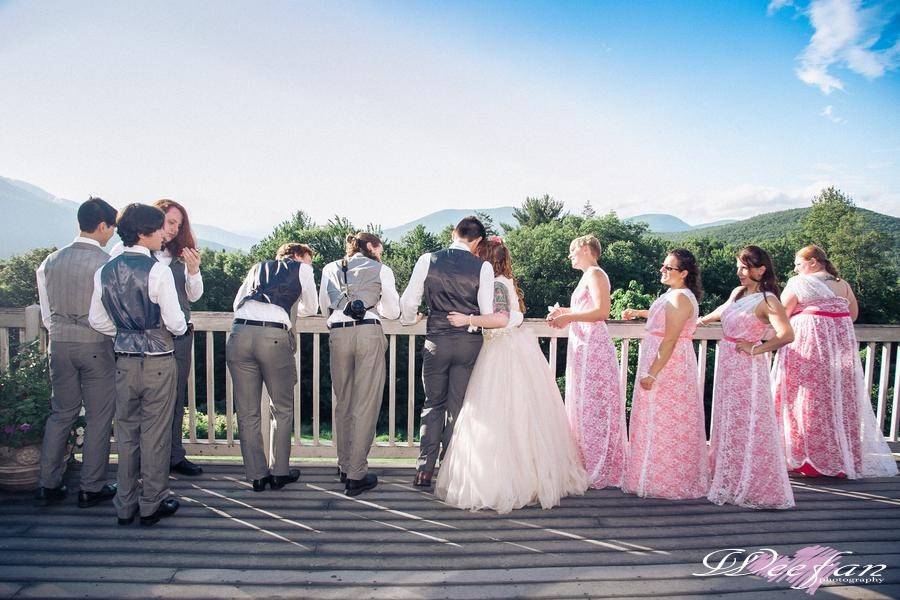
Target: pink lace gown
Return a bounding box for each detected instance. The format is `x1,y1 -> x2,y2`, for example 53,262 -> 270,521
623,288 -> 709,499
564,268 -> 627,489
708,293 -> 794,509
772,275 -> 897,479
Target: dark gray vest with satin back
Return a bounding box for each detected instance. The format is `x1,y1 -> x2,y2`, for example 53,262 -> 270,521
236,258 -> 303,315
100,252 -> 174,354
424,249 -> 484,336
44,241 -> 110,343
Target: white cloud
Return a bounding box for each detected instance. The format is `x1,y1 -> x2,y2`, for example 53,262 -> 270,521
767,0 -> 795,16
820,104 -> 847,123
771,0 -> 900,94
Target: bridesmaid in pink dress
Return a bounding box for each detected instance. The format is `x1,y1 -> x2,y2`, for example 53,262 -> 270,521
621,248 -> 709,500
547,235 -> 626,489
773,245 -> 897,479
698,246 -> 795,509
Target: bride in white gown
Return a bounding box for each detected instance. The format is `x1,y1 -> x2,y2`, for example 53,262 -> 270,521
434,238 -> 588,514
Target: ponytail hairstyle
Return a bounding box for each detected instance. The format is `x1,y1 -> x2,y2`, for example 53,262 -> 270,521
797,244 -> 840,279
668,248 -> 703,301
345,232 -> 383,262
475,238 -> 526,312
736,245 -> 781,302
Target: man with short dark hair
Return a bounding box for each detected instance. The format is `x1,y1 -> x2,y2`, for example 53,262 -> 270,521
227,242 -> 317,491
400,216 -> 495,487
89,203 -> 187,526
34,197 -> 119,507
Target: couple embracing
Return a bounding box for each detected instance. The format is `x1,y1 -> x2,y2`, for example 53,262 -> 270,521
400,216 -> 587,514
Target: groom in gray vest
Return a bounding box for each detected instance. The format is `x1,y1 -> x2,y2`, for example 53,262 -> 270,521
400,216 -> 494,486
34,198 -> 119,507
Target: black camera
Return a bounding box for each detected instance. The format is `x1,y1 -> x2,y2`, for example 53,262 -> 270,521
343,299 -> 368,321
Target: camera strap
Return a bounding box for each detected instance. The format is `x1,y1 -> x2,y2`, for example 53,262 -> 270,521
339,258 -> 375,312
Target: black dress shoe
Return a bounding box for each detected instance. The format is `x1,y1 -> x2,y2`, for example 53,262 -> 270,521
252,475 -> 273,492
170,459 -> 203,476
413,471 -> 433,487
140,498 -> 180,526
78,483 -> 117,508
270,469 -> 301,490
345,473 -> 378,497
117,508 -> 138,526
336,468 -> 347,483
34,485 -> 67,506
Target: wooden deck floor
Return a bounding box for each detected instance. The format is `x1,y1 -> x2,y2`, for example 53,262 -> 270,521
0,463 -> 898,599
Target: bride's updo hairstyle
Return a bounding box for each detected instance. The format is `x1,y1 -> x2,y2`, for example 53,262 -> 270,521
571,234 -> 602,259
476,237 -> 526,312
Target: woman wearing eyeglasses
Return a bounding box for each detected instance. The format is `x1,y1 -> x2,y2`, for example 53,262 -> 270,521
621,248 -> 709,500
697,246 -> 795,509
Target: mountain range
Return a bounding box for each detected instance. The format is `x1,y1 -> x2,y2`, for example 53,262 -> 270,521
0,176 -> 259,257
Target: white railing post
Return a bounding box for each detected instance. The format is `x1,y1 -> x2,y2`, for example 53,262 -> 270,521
24,304 -> 41,343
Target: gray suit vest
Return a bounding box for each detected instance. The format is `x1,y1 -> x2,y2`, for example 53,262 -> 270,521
43,241 -> 110,343
168,259 -> 191,322
323,254 -> 383,315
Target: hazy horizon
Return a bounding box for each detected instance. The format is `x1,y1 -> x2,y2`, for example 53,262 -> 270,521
1,1 -> 898,232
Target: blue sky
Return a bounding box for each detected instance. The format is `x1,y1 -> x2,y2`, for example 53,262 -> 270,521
0,0 -> 897,234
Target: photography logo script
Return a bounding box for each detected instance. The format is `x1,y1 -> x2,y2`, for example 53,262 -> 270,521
694,545 -> 887,595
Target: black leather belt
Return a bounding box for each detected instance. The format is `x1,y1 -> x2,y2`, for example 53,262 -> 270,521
328,319 -> 381,330
115,351 -> 174,358
234,318 -> 288,330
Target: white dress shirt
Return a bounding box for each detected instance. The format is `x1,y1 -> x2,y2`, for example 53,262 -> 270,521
399,240 -> 495,325
36,236 -> 106,330
89,245 -> 188,352
318,254 -> 401,326
232,261 -> 319,328
110,241 -> 203,304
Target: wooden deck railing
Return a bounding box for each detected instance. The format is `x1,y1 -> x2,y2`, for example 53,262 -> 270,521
2,306 -> 899,459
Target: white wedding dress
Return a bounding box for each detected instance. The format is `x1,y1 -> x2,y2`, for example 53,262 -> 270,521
435,276 -> 589,514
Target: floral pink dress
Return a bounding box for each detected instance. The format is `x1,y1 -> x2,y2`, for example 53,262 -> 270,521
564,267 -> 627,489
708,293 -> 794,509
623,288 -> 709,499
772,275 -> 897,479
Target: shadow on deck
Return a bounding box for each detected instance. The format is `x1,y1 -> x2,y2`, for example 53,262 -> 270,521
0,463 -> 898,599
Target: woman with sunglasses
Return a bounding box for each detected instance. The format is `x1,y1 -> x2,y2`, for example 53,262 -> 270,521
621,249 -> 709,500
697,245 -> 795,509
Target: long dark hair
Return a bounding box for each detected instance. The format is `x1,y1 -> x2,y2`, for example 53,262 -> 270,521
154,199 -> 196,258
736,245 -> 780,301
668,248 -> 703,301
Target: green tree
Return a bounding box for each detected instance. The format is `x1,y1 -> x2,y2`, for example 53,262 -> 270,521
512,194 -> 566,228
797,187 -> 899,323
0,247 -> 54,307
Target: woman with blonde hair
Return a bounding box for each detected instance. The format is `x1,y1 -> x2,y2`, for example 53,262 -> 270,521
547,235 -> 627,489
435,237 -> 588,514
772,245 -> 897,479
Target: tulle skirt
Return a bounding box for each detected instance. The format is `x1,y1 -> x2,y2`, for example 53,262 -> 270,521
435,328 -> 589,514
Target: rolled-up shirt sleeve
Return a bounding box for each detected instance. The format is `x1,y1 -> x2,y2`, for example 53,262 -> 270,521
477,261 -> 495,316
377,265 -> 401,320
400,253 -> 431,325
150,263 -> 188,336
88,267 -> 117,337
185,269 -> 204,302
296,262 -> 319,318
